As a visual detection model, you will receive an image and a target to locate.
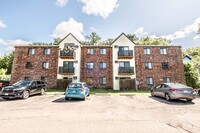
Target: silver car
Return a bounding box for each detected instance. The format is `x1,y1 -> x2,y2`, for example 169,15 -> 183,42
151,83 -> 197,102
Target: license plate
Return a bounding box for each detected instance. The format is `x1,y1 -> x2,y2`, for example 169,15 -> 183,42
4,93 -> 8,95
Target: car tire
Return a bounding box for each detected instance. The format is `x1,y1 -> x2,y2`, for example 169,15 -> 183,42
65,97 -> 69,101
186,99 -> 192,102
40,88 -> 45,95
22,90 -> 30,99
87,93 -> 90,97
151,91 -> 155,97
165,93 -> 171,101
82,96 -> 86,101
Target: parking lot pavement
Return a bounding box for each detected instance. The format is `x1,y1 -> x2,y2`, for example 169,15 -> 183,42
1,94 -> 200,133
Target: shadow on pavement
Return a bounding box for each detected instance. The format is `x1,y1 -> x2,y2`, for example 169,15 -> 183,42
52,97 -> 84,103
149,96 -> 195,105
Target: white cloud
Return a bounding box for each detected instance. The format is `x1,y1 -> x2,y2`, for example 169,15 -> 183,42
161,17 -> 200,40
90,27 -> 99,32
80,0 -> 119,19
56,0 -> 68,7
0,20 -> 6,28
52,18 -> 85,41
194,35 -> 200,40
0,39 -> 31,53
134,27 -> 148,37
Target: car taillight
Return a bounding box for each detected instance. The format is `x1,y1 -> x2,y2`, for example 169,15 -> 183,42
81,87 -> 84,92
169,88 -> 179,92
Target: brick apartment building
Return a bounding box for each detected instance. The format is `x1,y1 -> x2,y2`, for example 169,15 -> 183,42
10,33 -> 186,90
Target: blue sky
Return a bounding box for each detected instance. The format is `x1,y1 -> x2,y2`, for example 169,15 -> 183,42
0,0 -> 200,57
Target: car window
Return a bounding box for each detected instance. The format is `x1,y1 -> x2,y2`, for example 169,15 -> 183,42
155,85 -> 161,89
168,84 -> 189,88
13,80 -> 31,86
68,83 -> 82,88
36,81 -> 41,85
32,81 -> 36,86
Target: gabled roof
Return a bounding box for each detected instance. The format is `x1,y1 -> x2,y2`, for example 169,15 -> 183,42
183,55 -> 192,60
111,32 -> 136,46
57,33 -> 82,45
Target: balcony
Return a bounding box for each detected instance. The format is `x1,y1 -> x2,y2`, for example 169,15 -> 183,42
118,67 -> 134,75
58,67 -> 75,75
118,50 -> 133,59
60,50 -> 75,59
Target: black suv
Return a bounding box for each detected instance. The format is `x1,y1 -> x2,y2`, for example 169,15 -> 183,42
0,80 -> 46,100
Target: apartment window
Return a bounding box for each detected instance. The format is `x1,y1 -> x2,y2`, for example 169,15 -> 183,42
41,77 -> 48,82
145,62 -> 152,69
119,62 -> 130,67
100,62 -> 106,69
100,77 -> 106,85
146,77 -> 153,85
86,77 -> 93,85
44,48 -> 50,55
144,48 -> 150,55
28,48 -> 35,55
24,76 -> 31,80
42,62 -> 49,69
162,62 -> 168,69
86,62 -> 94,69
160,48 -> 167,55
87,48 -> 94,55
100,48 -> 106,54
26,62 -> 33,69
163,77 -> 170,83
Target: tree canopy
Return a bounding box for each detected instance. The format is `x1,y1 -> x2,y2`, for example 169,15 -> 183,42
0,53 -> 13,75
85,32 -> 101,45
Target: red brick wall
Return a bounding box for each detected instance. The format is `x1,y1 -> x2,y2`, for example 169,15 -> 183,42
135,46 -> 185,90
80,46 -> 113,89
10,46 -> 59,88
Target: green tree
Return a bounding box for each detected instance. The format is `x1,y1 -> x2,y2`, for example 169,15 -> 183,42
101,38 -> 113,45
127,34 -> 139,42
0,68 -> 7,80
86,32 -> 101,45
0,53 -> 14,74
53,38 -> 62,45
137,37 -> 171,45
184,63 -> 199,88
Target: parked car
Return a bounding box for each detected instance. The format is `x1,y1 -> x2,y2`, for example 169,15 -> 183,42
65,82 -> 90,100
0,80 -> 10,91
0,80 -> 46,100
151,83 -> 197,102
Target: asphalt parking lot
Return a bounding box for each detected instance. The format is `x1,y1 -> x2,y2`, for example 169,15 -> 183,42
0,94 -> 200,133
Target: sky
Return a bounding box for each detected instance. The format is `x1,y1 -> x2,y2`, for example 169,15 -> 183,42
0,0 -> 200,57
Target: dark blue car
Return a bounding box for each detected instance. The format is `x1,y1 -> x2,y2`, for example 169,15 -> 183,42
65,82 -> 90,100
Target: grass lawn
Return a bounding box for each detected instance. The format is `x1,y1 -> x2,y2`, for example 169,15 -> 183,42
46,89 -> 150,95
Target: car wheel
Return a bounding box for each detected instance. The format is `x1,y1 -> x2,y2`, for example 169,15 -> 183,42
186,99 -> 192,102
82,96 -> 86,101
165,94 -> 171,101
40,88 -> 45,95
65,97 -> 69,101
87,93 -> 90,97
22,90 -> 30,99
151,91 -> 155,97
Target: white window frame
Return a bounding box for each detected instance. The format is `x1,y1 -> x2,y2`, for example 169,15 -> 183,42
163,77 -> 170,83
100,77 -> 106,85
44,48 -> 50,55
28,48 -> 35,55
87,48 -> 94,54
100,62 -> 106,69
146,77 -> 153,85
144,48 -> 150,55
43,62 -> 49,69
87,62 -> 94,69
160,48 -> 167,55
100,48 -> 106,54
145,62 -> 152,69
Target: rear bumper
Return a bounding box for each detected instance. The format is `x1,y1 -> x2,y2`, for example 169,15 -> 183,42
170,93 -> 197,100
65,92 -> 85,99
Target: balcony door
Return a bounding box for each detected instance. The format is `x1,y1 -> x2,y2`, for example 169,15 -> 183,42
119,46 -> 129,56
119,62 -> 130,68
63,61 -> 74,70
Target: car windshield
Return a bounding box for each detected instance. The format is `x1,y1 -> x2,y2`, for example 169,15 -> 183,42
168,84 -> 189,88
13,80 -> 31,86
68,83 -> 82,88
